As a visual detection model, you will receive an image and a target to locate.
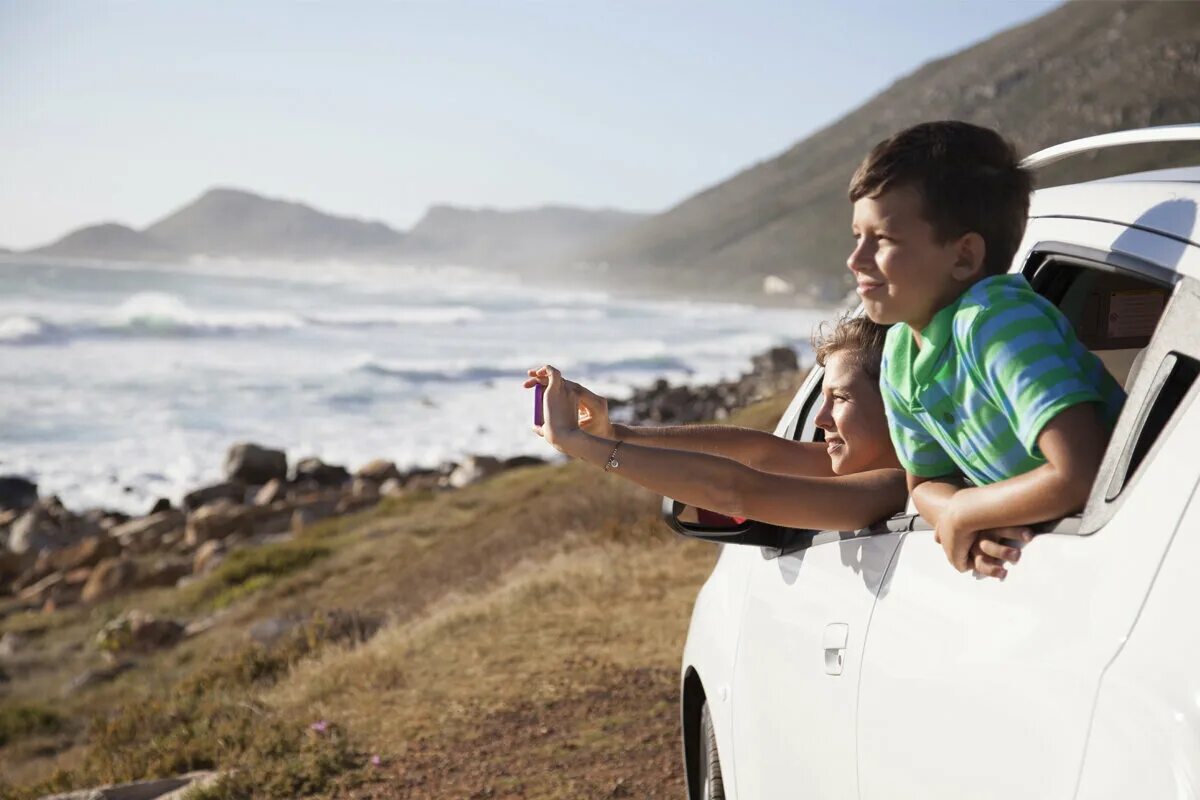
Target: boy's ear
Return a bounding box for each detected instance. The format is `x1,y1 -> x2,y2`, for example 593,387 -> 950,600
950,232 -> 986,281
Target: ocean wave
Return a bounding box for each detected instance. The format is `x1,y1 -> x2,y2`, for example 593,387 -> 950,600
304,305 -> 485,327
347,350 -> 696,385
0,315 -> 63,345
101,292 -> 306,335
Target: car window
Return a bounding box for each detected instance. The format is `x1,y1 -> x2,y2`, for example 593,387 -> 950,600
791,368 -> 826,444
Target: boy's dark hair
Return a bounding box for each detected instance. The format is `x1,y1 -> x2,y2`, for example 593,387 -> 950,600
849,121 -> 1033,276
813,313 -> 890,382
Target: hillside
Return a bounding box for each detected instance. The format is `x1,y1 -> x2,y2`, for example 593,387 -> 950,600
0,386 -> 797,799
144,188 -> 407,261
402,204 -> 647,270
581,0 -> 1200,301
28,222 -> 177,261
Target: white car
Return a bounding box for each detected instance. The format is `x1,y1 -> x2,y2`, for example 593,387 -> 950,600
668,125 -> 1200,800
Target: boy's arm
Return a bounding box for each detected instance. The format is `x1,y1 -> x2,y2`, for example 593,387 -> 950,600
927,403 -> 1107,571
613,423 -> 836,478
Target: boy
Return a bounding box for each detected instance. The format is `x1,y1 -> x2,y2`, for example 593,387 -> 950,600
846,121 -> 1125,578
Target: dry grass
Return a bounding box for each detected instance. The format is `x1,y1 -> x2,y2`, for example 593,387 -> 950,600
0,389 -> 794,797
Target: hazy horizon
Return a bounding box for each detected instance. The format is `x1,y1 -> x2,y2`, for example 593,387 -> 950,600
1,0 -> 1060,250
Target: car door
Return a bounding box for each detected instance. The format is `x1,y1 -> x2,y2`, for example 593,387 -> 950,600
728,366 -> 906,800
855,231 -> 1200,799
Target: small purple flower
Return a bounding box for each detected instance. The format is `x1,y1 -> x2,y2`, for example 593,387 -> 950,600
310,720 -> 330,734
370,754 -> 382,767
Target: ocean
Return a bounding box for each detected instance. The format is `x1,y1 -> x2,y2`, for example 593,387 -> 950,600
0,257 -> 829,515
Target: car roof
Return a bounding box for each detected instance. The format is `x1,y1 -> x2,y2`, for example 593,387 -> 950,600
1030,173 -> 1200,247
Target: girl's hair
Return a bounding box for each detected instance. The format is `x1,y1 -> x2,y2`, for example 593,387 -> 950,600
812,313 -> 890,381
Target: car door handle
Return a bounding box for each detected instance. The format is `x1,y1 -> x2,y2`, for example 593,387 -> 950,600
823,623 -> 849,676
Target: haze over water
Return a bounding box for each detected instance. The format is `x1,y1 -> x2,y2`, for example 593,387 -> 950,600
0,258 -> 828,515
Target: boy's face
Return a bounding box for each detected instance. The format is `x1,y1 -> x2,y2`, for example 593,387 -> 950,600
848,186 -> 976,332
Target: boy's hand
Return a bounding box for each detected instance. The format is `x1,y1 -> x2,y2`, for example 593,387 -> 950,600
969,527 -> 1034,580
933,507 -> 979,572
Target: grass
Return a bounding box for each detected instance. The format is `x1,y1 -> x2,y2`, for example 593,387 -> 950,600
0,704 -> 62,747
1,388 -> 797,797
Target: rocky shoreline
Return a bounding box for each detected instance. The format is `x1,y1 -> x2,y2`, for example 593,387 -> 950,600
0,346 -> 803,617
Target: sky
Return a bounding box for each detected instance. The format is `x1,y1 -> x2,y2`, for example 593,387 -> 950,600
0,0 -> 1060,250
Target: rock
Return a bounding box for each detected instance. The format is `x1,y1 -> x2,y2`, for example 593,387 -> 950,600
8,506 -> 69,555
253,478 -> 287,506
148,497 -> 173,514
402,468 -> 441,492
182,481 -> 245,512
17,571 -> 66,605
224,442 -> 287,485
502,455 -> 546,471
293,457 -> 350,487
351,477 -> 380,498
290,500 -> 338,534
33,534 -> 120,577
0,475 -> 37,511
62,660 -> 134,696
192,539 -> 226,574
247,616 -> 302,646
81,557 -> 138,604
335,494 -> 378,515
184,501 -> 253,546
447,456 -> 503,489
96,610 -> 185,654
379,477 -> 405,497
136,557 -> 191,588
751,346 -> 800,376
0,631 -> 28,658
0,546 -> 27,588
356,459 -> 402,483
36,772 -> 215,800
110,510 -> 185,553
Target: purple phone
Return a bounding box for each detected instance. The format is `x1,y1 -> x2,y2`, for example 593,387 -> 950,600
534,383 -> 545,426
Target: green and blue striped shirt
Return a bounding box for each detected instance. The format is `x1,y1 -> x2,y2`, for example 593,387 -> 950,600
880,274 -> 1126,485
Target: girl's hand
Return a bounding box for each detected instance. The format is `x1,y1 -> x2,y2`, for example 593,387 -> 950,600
527,364 -> 583,454
524,366 -> 615,440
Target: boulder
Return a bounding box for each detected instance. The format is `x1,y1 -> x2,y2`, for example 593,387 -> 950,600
96,610 -> 185,654
136,557 -> 192,588
224,442 -> 287,485
289,499 -> 338,534
182,481 -> 245,512
33,534 -> 120,577
335,494 -> 378,515
81,557 -> 138,604
751,346 -> 800,377
0,631 -> 28,658
184,501 -> 254,547
447,456 -> 504,489
379,477 -> 405,497
351,477 -> 380,498
8,506 -> 70,555
0,475 -> 37,511
403,468 -> 442,492
17,571 -> 66,605
253,478 -> 287,506
110,510 -> 185,553
192,539 -> 226,574
293,457 -> 350,488
148,497 -> 173,514
355,459 -> 402,484
502,455 -> 547,472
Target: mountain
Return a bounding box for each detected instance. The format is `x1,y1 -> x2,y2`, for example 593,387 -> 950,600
144,187 -> 406,260
28,223 -> 177,261
400,204 -> 648,269
24,189 -> 647,269
582,0 -> 1200,301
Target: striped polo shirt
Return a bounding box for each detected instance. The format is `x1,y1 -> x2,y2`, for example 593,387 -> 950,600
880,274 -> 1126,485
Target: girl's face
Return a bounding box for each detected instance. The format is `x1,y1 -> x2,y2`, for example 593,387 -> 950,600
812,351 -> 897,475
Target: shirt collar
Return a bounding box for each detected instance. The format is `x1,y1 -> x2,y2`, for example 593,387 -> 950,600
911,297 -> 959,386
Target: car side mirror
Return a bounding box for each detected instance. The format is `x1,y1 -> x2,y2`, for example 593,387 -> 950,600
661,496 -> 802,552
